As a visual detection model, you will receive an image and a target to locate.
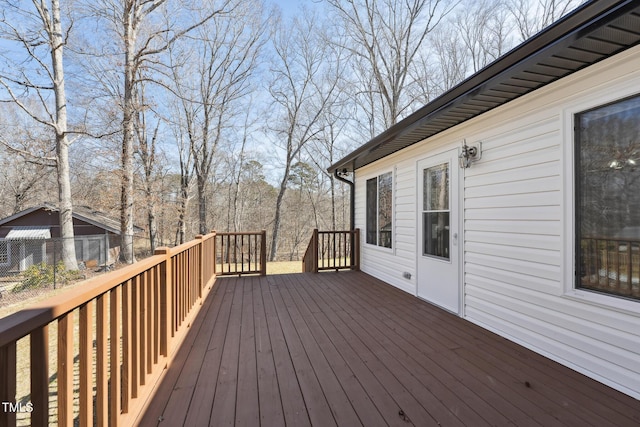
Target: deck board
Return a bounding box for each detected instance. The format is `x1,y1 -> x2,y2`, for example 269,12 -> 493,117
138,271 -> 640,427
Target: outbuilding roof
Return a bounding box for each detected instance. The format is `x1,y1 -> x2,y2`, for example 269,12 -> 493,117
5,226 -> 52,240
329,0 -> 640,174
0,204 -> 143,235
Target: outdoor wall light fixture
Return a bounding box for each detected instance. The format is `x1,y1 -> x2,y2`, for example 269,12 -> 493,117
459,140 -> 482,169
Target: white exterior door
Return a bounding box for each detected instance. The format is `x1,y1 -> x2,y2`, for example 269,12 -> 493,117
417,149 -> 460,314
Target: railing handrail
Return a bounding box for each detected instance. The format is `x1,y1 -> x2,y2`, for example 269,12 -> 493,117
0,253 -> 167,348
216,231 -> 266,236
0,231 -> 218,427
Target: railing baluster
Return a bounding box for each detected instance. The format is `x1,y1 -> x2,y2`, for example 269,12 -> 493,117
110,287 -> 121,427
139,272 -> 146,386
154,265 -> 161,363
212,231 -> 267,276
31,326 -> 48,427
122,280 -> 131,413
132,275 -> 140,394
303,230 -> 361,272
627,241 -> 633,294
146,269 -> 153,374
333,232 -> 336,269
96,293 -> 109,427
0,342 -> 17,427
80,302 -> 94,426
58,311 -> 74,426
615,241 -> 621,290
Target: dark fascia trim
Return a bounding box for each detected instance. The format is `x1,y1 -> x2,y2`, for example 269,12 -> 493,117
328,0 -> 634,174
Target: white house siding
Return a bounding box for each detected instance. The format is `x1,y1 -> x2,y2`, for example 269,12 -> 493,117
354,45 -> 640,398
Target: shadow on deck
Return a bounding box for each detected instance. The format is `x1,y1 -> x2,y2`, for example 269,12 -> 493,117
138,271 -> 640,427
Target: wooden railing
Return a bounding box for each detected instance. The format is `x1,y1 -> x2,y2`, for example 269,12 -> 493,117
215,230 -> 267,276
580,236 -> 640,299
302,229 -> 360,273
0,232 -> 218,427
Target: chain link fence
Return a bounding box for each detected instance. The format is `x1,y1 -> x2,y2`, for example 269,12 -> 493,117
0,234 -> 158,312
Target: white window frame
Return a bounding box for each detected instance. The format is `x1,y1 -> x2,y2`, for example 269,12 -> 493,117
562,80 -> 640,314
365,170 -> 394,250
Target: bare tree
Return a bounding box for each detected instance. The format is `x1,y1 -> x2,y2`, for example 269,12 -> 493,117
326,0 -> 457,136
133,78 -> 164,252
87,0 -> 229,263
267,11 -> 340,261
507,0 -> 586,41
0,0 -> 79,269
455,0 -> 511,73
167,1 -> 267,235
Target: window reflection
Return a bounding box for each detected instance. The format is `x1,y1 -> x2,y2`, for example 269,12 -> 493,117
576,95 -> 640,300
366,172 -> 393,248
423,163 -> 450,260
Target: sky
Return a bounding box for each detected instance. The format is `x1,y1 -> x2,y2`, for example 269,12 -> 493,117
269,0 -> 322,17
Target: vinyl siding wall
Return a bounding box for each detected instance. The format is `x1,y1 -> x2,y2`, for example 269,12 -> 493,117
354,44 -> 640,398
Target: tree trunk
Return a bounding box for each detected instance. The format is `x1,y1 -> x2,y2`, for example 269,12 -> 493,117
197,174 -> 207,235
147,203 -> 157,252
50,0 -> 77,270
177,173 -> 189,245
269,162 -> 291,262
120,7 -> 136,264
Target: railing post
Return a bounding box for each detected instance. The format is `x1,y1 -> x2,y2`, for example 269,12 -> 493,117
195,235 -> 204,299
353,228 -> 360,271
212,230 -> 217,276
155,247 -> 172,357
313,229 -> 319,273
0,342 -> 17,427
260,230 -> 267,276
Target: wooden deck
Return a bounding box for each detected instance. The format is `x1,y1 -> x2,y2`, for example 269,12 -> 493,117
137,271 -> 640,427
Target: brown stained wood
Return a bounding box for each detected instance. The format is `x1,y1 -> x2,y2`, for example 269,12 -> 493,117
136,279 -> 226,427
182,279 -> 234,426
57,312 -> 74,427
0,254 -> 170,349
308,273 -> 503,426
260,277 -> 311,427
110,287 -> 121,427
277,275 -> 362,427
267,276 -> 337,427
137,272 -> 640,427
153,266 -> 160,364
235,278 -> 259,427
122,280 -> 132,412
96,294 -> 109,427
0,341 -> 17,427
284,277 -> 398,427
158,252 -> 171,354
347,275 -> 633,426
30,326 -> 48,427
146,269 -> 153,374
301,282 -> 441,427
253,276 -> 285,427
260,230 -> 267,276
80,302 -> 94,427
139,272 -> 146,387
131,276 -> 139,397
208,278 -> 243,427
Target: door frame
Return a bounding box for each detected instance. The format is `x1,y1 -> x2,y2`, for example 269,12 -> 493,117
415,147 -> 464,316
